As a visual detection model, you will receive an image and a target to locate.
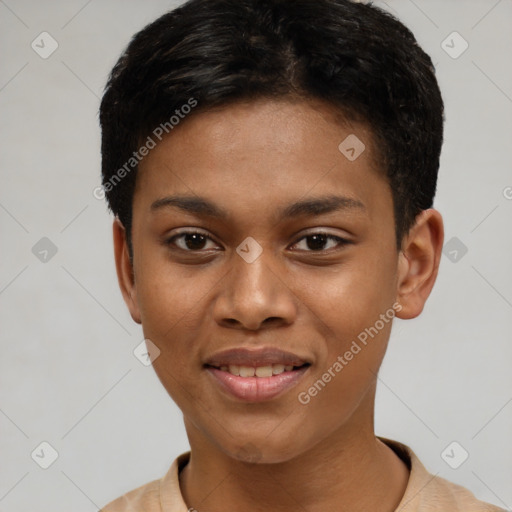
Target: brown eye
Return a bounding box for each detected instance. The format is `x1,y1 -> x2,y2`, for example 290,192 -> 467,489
167,230 -> 218,251
291,233 -> 350,252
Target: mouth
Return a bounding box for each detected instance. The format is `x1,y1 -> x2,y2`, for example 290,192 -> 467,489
203,347 -> 312,402
204,362 -> 310,377
204,347 -> 311,369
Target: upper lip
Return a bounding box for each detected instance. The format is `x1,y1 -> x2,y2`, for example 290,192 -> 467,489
204,347 -> 311,368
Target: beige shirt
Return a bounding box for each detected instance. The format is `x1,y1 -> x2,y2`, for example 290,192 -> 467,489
100,438 -> 505,511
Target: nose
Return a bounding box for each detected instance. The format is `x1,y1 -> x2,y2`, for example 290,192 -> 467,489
212,249 -> 297,331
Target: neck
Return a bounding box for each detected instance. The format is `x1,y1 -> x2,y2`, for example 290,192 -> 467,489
179,403 -> 409,512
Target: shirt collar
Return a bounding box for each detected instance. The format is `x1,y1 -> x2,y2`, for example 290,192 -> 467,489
158,437 -> 434,512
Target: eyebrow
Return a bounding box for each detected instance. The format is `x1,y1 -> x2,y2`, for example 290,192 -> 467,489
150,194 -> 366,220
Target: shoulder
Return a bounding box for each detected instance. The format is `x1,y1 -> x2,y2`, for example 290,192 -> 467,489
422,473 -> 506,511
100,478 -> 161,512
378,437 -> 506,512
99,451 -> 192,512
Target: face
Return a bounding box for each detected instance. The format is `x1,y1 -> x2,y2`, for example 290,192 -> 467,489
115,98 -> 430,464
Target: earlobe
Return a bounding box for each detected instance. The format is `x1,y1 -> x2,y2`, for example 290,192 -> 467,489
395,209 -> 444,320
113,218 -> 142,324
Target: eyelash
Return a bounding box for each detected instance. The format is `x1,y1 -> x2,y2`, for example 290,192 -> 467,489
166,229 -> 351,253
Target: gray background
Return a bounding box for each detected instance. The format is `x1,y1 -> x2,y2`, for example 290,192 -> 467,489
1,0 -> 511,510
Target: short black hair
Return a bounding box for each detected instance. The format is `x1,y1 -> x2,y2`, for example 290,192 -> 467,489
99,0 -> 444,253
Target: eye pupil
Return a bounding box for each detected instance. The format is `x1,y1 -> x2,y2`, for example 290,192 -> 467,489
307,234 -> 328,251
185,233 -> 207,250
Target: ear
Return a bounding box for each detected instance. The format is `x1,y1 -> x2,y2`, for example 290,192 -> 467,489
395,209 -> 444,319
113,217 -> 141,324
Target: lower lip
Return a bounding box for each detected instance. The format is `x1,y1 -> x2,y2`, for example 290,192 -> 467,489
206,366 -> 310,402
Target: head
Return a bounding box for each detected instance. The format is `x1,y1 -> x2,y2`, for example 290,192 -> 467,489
99,0 -> 444,463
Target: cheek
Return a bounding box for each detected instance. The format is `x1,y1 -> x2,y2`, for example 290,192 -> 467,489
134,263 -> 207,391
296,251 -> 398,399
306,254 -> 397,336
135,250 -> 204,330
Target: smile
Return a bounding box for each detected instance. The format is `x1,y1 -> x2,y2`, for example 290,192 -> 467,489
205,363 -> 310,402
208,363 -> 307,377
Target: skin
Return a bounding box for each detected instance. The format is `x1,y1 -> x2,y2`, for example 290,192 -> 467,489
113,97 -> 444,512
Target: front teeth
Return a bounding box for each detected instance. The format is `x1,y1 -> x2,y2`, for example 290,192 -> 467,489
240,366 -> 256,377
218,364 -> 299,377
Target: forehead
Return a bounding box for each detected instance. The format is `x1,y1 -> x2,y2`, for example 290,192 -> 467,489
134,98 -> 391,222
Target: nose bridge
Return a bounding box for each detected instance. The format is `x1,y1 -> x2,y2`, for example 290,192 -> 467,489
233,245 -> 276,299
213,242 -> 296,329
